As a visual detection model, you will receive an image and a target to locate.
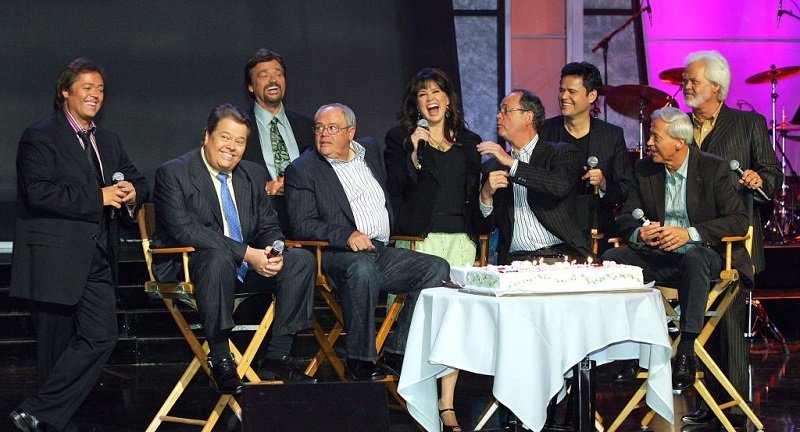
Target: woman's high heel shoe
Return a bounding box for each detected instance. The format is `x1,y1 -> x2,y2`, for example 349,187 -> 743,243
439,408 -> 462,432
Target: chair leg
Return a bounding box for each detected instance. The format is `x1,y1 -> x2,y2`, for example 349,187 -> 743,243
305,288 -> 346,380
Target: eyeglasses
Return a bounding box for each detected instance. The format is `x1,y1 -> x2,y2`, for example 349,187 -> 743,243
497,106 -> 531,115
313,124 -> 351,135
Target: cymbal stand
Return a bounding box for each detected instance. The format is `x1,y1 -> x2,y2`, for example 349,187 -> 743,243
637,98 -> 646,159
591,2 -> 650,122
763,66 -> 791,243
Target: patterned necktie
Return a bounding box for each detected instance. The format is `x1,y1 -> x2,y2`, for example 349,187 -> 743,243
78,128 -> 103,185
216,172 -> 248,281
270,118 -> 290,176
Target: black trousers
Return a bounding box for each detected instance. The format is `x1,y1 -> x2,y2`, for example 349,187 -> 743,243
22,243 -> 118,432
189,247 -> 316,341
601,245 -> 722,334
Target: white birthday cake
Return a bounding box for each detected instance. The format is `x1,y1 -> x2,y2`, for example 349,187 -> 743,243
450,260 -> 645,295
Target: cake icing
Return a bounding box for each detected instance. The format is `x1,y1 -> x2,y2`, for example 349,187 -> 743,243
450,260 -> 644,295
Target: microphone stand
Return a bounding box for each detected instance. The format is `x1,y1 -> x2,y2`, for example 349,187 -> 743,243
779,8 -> 800,21
591,4 -> 650,121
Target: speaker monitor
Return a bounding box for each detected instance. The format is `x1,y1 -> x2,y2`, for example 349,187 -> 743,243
241,381 -> 390,431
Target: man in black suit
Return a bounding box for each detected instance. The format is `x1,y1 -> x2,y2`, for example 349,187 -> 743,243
601,107 -> 750,390
478,89 -> 592,265
152,104 -> 316,394
10,58 -> 147,432
240,48 -> 315,233
284,103 -> 450,381
680,50 -> 782,427
539,62 -> 634,243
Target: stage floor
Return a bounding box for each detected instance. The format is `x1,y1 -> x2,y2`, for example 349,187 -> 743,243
1,343 -> 797,431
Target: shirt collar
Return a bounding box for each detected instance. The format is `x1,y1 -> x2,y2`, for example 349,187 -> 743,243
512,134 -> 539,158
666,149 -> 690,179
62,107 -> 97,134
254,102 -> 287,126
692,101 -> 723,127
325,140 -> 364,164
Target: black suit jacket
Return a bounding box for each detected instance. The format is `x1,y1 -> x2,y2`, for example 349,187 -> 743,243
10,110 -> 147,305
483,139 -> 592,264
384,125 -> 488,240
615,149 -> 753,282
151,149 -> 284,281
539,116 -> 635,236
241,108 -> 315,181
284,137 -> 393,250
693,104 -> 782,273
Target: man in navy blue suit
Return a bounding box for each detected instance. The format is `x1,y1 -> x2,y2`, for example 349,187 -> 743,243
285,103 -> 450,381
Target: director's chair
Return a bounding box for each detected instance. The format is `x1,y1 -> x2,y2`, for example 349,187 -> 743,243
605,228 -> 764,432
138,203 -> 279,432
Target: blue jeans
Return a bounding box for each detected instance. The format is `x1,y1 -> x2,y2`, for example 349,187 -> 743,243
322,243 -> 450,361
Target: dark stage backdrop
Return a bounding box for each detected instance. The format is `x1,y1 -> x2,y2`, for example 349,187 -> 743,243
0,1 -> 460,240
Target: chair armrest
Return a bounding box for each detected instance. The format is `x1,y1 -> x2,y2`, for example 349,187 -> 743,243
608,237 -> 622,248
720,235 -> 748,243
389,235 -> 425,242
285,239 -> 330,248
150,246 -> 196,254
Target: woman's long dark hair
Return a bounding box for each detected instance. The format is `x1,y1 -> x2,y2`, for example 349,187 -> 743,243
398,67 -> 466,145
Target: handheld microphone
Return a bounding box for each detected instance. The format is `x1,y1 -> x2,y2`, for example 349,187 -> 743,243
416,118 -> 430,148
110,172 -> 124,220
730,160 -> 770,201
266,239 -> 285,258
632,208 -> 651,226
586,156 -> 600,194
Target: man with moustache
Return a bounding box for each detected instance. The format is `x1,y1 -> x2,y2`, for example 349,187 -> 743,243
10,57 -> 147,432
241,48 -> 314,233
538,62 -> 634,247
680,50 -> 782,429
478,89 -> 592,265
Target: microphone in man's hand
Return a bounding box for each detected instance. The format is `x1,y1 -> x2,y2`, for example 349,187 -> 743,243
586,156 -> 599,194
632,208 -> 651,226
110,172 -> 124,220
729,160 -> 770,201
266,240 -> 285,258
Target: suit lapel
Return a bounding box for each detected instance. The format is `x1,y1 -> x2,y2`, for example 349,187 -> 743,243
646,166 -> 666,222
232,167 -> 252,239
315,153 -> 357,225
189,151 -> 225,228
56,112 -> 99,186
685,150 -> 702,221
698,105 -> 732,154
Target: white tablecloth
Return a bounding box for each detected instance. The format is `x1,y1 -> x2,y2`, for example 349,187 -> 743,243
397,287 -> 674,432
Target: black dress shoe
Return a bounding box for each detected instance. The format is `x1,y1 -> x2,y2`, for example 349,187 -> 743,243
682,408 -> 713,425
378,351 -> 404,377
208,354 -> 244,395
258,355 -> 318,383
346,358 -> 386,381
672,354 -> 697,390
9,408 -> 43,432
612,359 -> 640,383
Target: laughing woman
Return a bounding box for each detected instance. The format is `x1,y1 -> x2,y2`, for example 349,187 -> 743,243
384,67 -> 485,432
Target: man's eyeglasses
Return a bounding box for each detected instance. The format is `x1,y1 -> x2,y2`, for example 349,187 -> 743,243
497,106 -> 531,115
313,124 -> 351,135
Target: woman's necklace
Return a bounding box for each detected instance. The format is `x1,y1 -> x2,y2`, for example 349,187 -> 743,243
430,135 -> 449,151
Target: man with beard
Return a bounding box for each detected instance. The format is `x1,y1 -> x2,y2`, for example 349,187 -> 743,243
680,50 -> 782,430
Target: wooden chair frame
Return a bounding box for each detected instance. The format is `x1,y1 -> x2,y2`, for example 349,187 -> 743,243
138,204 -> 279,432
605,229 -> 764,432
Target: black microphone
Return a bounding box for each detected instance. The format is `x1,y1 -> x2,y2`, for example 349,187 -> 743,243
632,208 -> 651,226
266,239 -> 285,258
416,118 -> 430,147
586,156 -> 599,194
730,160 -> 770,201
645,0 -> 653,26
110,172 -> 124,220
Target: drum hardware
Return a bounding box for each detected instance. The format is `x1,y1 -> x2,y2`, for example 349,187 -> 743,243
604,84 -> 675,159
746,66 -> 800,243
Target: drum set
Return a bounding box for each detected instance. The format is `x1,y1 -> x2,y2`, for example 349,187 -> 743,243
600,65 -> 800,244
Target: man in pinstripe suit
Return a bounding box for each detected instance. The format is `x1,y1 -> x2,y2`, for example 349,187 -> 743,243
478,89 -> 592,265
680,50 -> 783,428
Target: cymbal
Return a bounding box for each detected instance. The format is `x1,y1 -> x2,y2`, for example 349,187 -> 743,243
745,66 -> 800,84
658,67 -> 684,85
605,84 -> 674,119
